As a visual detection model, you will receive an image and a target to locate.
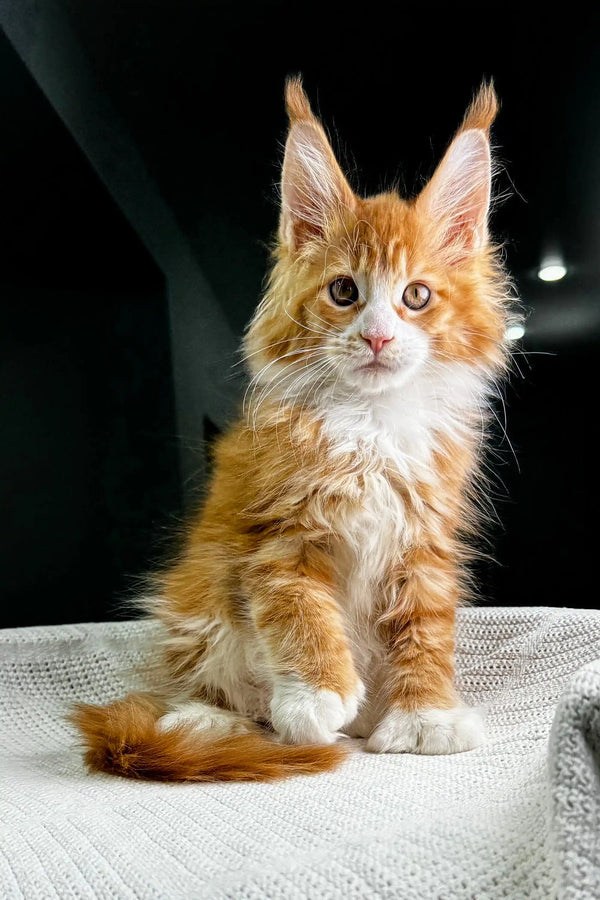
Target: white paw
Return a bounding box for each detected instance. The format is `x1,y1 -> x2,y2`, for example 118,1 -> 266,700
270,675 -> 365,745
157,701 -> 249,736
366,705 -> 485,755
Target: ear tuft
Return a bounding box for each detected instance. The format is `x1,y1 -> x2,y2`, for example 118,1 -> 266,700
285,75 -> 313,123
417,84 -> 499,259
460,80 -> 499,134
279,78 -> 355,252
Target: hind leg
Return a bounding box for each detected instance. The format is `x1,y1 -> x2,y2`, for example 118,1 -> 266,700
158,701 -> 255,737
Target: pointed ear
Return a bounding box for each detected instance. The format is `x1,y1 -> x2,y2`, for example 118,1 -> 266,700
279,77 -> 355,251
418,83 -> 498,260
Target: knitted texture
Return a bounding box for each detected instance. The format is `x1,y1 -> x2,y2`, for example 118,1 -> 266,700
0,607 -> 599,899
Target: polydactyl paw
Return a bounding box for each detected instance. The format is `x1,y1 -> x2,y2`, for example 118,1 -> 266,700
270,674 -> 365,745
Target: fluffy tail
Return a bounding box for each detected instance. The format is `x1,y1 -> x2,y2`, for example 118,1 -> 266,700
71,693 -> 347,782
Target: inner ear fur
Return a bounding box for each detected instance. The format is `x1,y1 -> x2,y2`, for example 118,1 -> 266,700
279,77 -> 355,250
417,82 -> 498,257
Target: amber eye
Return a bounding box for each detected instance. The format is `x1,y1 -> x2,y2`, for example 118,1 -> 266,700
328,276 -> 359,307
402,282 -> 431,311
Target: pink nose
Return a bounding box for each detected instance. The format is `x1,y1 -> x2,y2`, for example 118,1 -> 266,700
362,334 -> 394,355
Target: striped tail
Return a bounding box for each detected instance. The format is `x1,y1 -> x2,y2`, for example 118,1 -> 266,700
71,693 -> 347,782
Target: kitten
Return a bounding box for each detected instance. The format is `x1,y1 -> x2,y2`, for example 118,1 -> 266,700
74,77 -> 513,781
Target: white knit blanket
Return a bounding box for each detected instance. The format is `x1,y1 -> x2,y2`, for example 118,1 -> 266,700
1,608 -> 599,899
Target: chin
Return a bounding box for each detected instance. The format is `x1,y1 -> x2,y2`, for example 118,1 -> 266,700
344,358 -> 426,395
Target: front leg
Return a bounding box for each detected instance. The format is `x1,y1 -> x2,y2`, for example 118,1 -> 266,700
243,533 -> 364,745
367,549 -> 484,755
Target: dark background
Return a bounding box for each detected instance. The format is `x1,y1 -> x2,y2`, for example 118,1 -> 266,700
1,3 -> 598,628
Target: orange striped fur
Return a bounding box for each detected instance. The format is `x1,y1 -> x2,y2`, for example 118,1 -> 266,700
74,77 -> 515,776
72,695 -> 345,782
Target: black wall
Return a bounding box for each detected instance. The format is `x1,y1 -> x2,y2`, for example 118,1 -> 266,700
1,5 -> 599,627
0,31 -> 181,627
476,343 -> 598,610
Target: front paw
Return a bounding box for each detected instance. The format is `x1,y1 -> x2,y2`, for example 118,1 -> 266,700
366,705 -> 484,755
271,675 -> 365,745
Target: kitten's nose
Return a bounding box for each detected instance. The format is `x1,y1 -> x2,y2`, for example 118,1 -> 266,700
362,334 -> 394,355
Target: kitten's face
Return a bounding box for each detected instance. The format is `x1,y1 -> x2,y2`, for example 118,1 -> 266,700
244,80 -> 509,406
286,193 -> 506,397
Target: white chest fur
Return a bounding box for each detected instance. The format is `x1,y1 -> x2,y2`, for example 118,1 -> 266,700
317,395 -> 433,675
315,361 -> 486,670
318,360 -> 484,478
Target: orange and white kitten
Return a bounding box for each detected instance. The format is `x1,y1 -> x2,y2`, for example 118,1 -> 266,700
74,78 -> 513,781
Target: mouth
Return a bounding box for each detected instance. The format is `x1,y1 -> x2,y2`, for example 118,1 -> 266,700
357,359 -> 395,373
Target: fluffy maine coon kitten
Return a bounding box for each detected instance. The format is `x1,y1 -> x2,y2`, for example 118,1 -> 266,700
74,78 -> 514,781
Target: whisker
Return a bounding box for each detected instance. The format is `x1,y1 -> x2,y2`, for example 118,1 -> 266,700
243,346 -> 335,416
248,351 -> 339,430
284,310 -> 331,337
233,336 -> 332,369
305,308 -> 344,334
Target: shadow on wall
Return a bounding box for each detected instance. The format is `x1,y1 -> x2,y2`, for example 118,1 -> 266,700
0,29 -> 184,627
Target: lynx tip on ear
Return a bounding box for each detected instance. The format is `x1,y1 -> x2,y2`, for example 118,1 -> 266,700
285,75 -> 313,123
460,80 -> 499,134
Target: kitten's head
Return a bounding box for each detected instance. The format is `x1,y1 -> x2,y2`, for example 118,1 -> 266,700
244,78 -> 513,406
